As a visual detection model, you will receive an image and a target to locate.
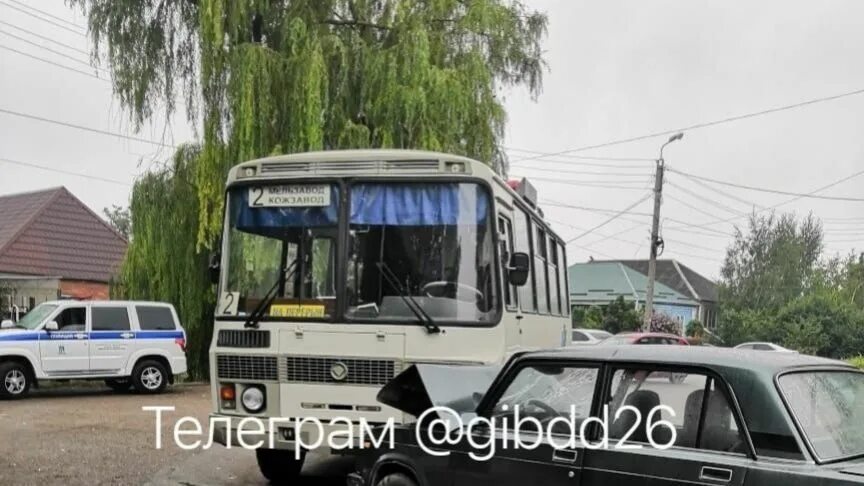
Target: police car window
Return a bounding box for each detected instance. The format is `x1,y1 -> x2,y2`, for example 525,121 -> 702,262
136,306 -> 176,331
92,307 -> 131,331
55,307 -> 86,331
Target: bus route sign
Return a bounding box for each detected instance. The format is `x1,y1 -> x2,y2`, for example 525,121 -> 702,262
249,185 -> 330,207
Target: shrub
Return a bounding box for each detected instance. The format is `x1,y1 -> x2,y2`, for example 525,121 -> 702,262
650,313 -> 681,335
849,356 -> 864,370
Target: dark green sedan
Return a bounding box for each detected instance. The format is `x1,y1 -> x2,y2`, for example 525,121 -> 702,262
349,346 -> 864,486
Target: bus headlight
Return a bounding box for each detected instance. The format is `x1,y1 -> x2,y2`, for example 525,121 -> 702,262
241,386 -> 266,413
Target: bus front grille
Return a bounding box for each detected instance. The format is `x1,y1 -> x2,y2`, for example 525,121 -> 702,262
283,356 -> 397,386
217,330 -> 270,348
216,355 -> 278,381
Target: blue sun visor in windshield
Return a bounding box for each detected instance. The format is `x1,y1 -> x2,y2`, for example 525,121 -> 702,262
350,183 -> 489,225
231,185 -> 339,232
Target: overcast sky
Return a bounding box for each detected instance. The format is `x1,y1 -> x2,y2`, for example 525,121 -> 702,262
1,0 -> 863,279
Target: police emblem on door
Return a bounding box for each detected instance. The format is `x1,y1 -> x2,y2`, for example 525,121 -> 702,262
330,362 -> 349,381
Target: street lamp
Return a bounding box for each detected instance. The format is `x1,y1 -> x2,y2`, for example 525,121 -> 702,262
643,132 -> 684,331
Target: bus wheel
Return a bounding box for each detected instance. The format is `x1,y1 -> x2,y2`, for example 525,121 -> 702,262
376,473 -> 419,486
255,448 -> 305,483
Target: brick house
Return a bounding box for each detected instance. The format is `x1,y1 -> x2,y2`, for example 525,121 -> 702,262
0,187 -> 127,318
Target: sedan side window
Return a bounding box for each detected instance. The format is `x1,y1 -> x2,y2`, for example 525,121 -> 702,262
607,368 -> 747,454
572,331 -> 589,342
493,365 -> 598,436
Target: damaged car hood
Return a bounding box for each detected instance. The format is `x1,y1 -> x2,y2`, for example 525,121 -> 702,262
377,363 -> 501,419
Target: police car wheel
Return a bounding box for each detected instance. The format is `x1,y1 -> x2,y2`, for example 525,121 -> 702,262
255,448 -> 305,483
0,362 -> 31,399
132,360 -> 168,394
105,379 -> 132,392
376,472 -> 419,486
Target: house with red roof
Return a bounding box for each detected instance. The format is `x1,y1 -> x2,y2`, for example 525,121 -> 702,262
0,187 -> 127,318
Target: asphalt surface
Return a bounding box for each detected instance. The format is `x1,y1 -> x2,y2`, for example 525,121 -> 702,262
0,384 -> 354,486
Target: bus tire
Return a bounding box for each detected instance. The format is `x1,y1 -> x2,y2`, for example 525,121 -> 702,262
376,472 -> 419,486
255,448 -> 305,484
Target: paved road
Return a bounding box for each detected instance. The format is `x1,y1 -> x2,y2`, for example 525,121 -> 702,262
0,384 -> 353,486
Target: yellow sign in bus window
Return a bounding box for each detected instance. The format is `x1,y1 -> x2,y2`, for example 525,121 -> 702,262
269,304 -> 326,318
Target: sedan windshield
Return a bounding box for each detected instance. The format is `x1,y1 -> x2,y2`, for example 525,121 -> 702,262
14,304 -> 57,330
345,182 -> 498,324
779,371 -> 864,461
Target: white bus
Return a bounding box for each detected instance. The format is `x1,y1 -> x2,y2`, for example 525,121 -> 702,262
208,150 -> 571,481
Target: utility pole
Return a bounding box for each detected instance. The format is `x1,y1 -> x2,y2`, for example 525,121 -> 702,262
643,133 -> 683,331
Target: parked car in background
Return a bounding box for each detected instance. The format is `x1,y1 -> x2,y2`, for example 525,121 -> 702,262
734,342 -> 797,353
350,346 -> 864,486
600,331 -> 690,346
571,328 -> 612,345
0,300 -> 187,398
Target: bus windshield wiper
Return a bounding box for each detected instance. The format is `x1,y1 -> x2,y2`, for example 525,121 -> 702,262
244,260 -> 298,329
376,262 -> 440,334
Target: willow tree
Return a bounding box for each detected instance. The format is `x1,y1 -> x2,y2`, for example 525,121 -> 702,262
72,0 -> 547,376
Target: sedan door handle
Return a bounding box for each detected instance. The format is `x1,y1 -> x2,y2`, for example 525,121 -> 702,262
552,448 -> 579,464
700,466 -> 732,483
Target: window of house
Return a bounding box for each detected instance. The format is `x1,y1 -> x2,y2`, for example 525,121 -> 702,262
91,307 -> 131,332
136,306 -> 176,331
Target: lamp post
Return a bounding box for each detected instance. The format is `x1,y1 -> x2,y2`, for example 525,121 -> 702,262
643,132 -> 684,331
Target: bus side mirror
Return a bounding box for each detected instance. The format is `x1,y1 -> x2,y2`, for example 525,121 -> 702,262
508,252 -> 530,287
208,251 -> 221,285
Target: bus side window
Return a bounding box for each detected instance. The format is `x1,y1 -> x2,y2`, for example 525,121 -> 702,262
534,225 -> 549,314
498,215 -> 518,311
548,235 -> 560,315
514,209 -> 536,313
558,242 -> 570,317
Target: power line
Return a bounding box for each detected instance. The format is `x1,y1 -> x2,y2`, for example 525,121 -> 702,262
666,181 -> 747,217
543,199 -> 654,218
6,0 -> 86,30
511,165 -> 652,177
566,194 -> 652,243
0,20 -> 91,56
665,193 -> 738,223
0,44 -> 108,81
665,168 -> 864,232
509,87 -> 864,163
0,107 -> 175,148
505,147 -> 654,163
0,156 -> 131,186
0,29 -> 100,70
0,1 -> 86,37
513,179 -> 649,191
667,167 -> 864,202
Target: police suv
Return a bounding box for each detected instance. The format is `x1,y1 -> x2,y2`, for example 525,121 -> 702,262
0,300 -> 187,398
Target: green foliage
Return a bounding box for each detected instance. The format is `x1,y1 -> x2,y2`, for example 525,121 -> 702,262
573,297 -> 641,334
116,147 -> 214,379
849,356 -> 864,370
72,0 -> 548,378
721,212 -> 823,312
72,0 -> 549,245
102,204 -> 131,239
685,319 -> 704,338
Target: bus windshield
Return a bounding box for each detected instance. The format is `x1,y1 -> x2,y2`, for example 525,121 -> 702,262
346,182 -> 498,324
219,181 -> 499,324
221,183 -> 339,320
